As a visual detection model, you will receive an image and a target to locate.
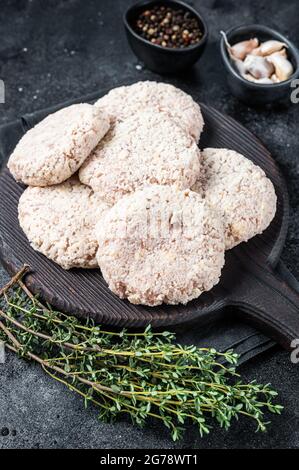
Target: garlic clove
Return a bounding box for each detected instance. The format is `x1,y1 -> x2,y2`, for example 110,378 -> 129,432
269,48 -> 287,58
242,73 -> 274,84
232,57 -> 247,75
251,40 -> 288,57
230,38 -> 259,60
250,48 -> 261,56
267,52 -> 293,81
257,77 -> 275,84
261,40 -> 288,55
271,73 -> 280,83
242,73 -> 256,82
243,54 -> 275,79
220,31 -> 259,61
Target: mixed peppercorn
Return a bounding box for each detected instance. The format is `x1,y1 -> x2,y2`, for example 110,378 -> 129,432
134,5 -> 203,48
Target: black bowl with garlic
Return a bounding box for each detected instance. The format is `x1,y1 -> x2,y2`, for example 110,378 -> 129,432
220,24 -> 299,105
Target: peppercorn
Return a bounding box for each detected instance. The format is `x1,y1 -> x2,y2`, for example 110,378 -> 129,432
134,5 -> 203,49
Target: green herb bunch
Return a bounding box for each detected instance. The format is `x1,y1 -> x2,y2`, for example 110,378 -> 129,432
0,266 -> 283,441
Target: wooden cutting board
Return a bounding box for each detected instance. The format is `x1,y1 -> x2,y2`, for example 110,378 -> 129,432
1,103 -> 299,350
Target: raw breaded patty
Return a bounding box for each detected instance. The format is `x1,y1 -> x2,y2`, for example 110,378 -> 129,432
79,110 -> 201,205
8,103 -> 110,186
18,178 -> 109,269
95,185 -> 225,306
95,81 -> 204,142
192,148 -> 277,249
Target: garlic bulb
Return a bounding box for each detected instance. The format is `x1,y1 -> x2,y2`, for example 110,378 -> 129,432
243,54 -> 274,79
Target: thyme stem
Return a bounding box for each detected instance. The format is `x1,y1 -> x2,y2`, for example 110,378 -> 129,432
0,265 -> 283,441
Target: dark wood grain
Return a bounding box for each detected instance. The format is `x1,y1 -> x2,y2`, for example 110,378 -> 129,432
1,103 -> 299,350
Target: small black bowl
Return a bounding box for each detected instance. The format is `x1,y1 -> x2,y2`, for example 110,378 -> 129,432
220,24 -> 299,105
124,0 -> 208,74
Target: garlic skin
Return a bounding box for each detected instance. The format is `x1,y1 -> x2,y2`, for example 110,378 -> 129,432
243,54 -> 275,79
251,40 -> 288,57
229,38 -> 259,60
267,52 -> 293,81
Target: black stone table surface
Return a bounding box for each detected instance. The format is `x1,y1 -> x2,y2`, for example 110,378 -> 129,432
0,0 -> 298,449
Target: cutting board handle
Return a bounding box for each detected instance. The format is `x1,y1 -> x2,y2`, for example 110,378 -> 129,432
231,261 -> 299,351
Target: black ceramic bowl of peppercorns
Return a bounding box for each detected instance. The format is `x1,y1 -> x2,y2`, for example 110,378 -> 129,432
124,0 -> 208,74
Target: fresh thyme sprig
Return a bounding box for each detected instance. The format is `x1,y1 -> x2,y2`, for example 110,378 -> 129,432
0,266 -> 283,441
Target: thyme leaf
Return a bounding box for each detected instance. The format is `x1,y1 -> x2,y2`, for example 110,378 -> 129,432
0,266 -> 283,441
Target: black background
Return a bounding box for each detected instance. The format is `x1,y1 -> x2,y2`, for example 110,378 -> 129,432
0,0 -> 298,449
